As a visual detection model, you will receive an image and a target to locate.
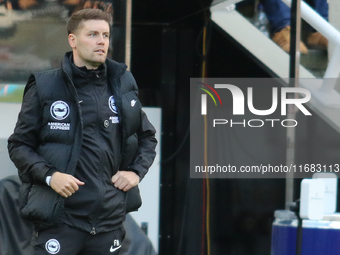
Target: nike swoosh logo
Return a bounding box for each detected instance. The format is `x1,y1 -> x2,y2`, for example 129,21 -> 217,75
110,245 -> 122,253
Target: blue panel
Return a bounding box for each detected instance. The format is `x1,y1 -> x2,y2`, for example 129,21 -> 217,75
272,225 -> 340,255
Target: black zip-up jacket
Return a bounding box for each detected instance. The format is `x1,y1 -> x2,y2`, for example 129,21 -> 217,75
7,52 -> 157,233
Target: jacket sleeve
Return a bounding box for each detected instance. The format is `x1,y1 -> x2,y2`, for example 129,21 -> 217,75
7,81 -> 56,184
126,109 -> 157,180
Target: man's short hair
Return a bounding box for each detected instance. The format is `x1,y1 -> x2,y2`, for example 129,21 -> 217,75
67,8 -> 111,35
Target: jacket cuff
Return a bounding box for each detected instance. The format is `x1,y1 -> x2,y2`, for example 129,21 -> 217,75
127,168 -> 142,182
44,168 -> 58,186
45,167 -> 57,177
30,163 -> 57,184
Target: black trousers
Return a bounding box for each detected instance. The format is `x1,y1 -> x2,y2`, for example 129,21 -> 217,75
32,224 -> 125,255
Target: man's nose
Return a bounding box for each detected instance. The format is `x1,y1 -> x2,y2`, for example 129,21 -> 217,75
97,35 -> 106,44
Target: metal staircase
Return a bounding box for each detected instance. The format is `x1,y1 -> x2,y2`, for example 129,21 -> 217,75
210,0 -> 340,134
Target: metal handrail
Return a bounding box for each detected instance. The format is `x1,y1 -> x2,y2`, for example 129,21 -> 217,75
283,0 -> 340,88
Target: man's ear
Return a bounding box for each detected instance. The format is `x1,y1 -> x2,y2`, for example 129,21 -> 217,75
68,34 -> 76,49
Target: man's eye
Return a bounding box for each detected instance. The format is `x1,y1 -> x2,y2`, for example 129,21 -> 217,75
104,34 -> 110,38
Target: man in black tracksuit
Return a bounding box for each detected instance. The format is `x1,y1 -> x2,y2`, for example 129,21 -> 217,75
7,9 -> 157,255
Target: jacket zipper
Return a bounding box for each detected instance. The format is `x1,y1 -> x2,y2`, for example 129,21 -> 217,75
90,227 -> 96,235
90,156 -> 104,235
89,80 -> 106,235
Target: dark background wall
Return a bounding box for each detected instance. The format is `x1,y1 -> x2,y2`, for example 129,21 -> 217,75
125,1 -> 340,255
126,1 -> 283,254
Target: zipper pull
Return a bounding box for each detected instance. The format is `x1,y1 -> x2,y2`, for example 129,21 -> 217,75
90,227 -> 96,235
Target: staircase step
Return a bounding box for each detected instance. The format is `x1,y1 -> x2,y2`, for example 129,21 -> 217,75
300,49 -> 328,78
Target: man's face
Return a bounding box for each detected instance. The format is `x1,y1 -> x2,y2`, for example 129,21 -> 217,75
68,19 -> 110,69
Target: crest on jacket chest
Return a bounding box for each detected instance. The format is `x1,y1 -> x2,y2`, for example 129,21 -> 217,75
108,95 -> 118,114
108,95 -> 119,124
48,100 -> 71,130
50,100 -> 70,120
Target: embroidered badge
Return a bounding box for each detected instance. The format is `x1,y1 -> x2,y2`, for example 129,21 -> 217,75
50,101 -> 70,120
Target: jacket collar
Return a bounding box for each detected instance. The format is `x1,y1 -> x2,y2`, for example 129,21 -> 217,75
69,55 -> 107,88
61,51 -> 127,83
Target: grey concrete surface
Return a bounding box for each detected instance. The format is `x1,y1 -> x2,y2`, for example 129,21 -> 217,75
0,102 -> 21,180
